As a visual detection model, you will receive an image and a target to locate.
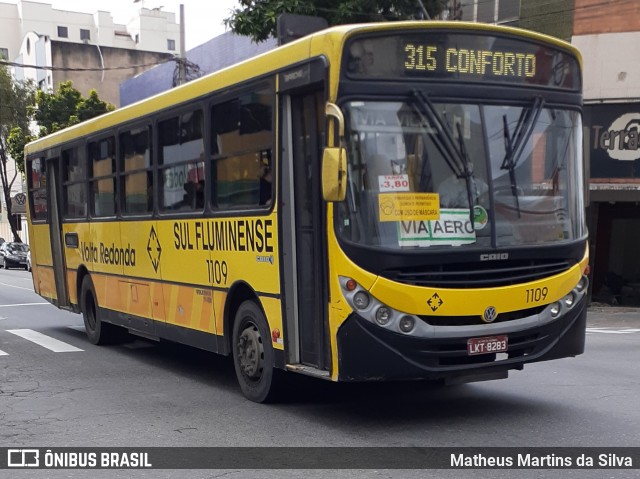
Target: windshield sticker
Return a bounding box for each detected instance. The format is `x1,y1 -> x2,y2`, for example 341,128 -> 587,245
378,193 -> 440,222
398,209 -> 476,246
473,206 -> 488,231
379,174 -> 411,192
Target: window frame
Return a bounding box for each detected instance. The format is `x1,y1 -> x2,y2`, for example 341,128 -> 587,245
57,26 -> 69,38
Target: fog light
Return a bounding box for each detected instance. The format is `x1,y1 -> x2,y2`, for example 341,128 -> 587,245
576,275 -> 588,293
399,315 -> 415,333
353,291 -> 370,310
375,307 -> 392,325
550,302 -> 561,317
563,292 -> 575,308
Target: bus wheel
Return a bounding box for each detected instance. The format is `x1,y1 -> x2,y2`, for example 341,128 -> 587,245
80,276 -> 119,345
232,301 -> 279,403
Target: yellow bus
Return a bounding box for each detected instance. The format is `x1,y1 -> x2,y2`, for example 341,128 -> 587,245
26,21 -> 588,402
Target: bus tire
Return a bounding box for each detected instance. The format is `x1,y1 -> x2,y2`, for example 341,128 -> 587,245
80,275 -> 119,345
232,300 -> 280,403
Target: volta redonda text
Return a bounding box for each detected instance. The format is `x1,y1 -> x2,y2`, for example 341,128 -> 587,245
404,43 -> 536,78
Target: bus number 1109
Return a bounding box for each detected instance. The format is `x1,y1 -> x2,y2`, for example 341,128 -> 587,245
525,287 -> 548,303
207,260 -> 228,285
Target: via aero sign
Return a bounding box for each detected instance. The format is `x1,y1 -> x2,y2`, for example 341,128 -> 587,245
11,193 -> 27,215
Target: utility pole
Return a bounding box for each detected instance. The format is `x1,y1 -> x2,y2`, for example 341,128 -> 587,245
178,4 -> 186,85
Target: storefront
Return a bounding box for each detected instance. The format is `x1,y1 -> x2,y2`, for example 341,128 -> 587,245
585,102 -> 640,306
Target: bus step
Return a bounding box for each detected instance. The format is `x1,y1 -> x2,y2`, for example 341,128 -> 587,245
285,364 -> 332,380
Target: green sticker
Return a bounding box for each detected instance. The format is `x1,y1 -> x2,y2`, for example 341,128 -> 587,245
473,206 -> 488,231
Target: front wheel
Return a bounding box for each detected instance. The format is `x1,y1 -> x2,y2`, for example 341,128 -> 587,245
232,300 -> 280,403
80,275 -> 121,345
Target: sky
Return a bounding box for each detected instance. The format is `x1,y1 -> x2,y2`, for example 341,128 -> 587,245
46,0 -> 240,50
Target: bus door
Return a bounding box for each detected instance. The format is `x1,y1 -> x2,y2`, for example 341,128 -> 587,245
279,61 -> 330,372
46,158 -> 70,308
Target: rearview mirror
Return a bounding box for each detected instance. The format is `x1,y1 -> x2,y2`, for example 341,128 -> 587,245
322,146 -> 347,201
322,103 -> 347,202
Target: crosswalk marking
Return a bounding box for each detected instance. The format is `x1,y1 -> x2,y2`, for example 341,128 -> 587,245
7,329 -> 83,352
587,328 -> 640,334
0,349 -> 8,356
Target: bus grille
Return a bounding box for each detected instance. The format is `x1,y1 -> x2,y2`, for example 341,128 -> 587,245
418,305 -> 546,326
381,259 -> 574,288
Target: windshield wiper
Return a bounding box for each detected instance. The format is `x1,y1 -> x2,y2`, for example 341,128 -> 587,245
412,89 -> 476,225
501,96 -> 545,218
412,90 -> 465,178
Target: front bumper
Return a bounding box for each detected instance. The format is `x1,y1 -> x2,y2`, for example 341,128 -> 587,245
337,295 -> 586,382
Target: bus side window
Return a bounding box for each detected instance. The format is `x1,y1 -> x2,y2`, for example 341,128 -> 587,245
88,137 -> 116,217
62,146 -> 87,219
210,84 -> 274,210
158,110 -> 205,212
120,126 -> 152,215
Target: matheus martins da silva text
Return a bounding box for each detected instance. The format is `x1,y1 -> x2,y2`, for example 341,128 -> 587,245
451,453 -> 633,468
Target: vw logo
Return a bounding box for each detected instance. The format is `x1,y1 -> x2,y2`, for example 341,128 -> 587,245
483,306 -> 498,323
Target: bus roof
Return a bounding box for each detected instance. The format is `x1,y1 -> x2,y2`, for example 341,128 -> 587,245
25,20 -> 581,155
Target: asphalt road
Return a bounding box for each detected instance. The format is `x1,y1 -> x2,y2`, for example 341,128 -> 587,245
1,267 -> 639,479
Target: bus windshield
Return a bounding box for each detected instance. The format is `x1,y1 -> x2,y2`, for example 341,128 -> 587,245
337,99 -> 586,250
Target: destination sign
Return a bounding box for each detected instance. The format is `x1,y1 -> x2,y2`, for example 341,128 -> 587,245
344,32 -> 580,90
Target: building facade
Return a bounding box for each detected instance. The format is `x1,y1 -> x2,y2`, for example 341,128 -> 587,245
3,0 -> 180,106
571,0 -> 640,306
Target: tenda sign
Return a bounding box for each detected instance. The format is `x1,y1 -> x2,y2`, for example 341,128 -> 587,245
587,104 -> 640,179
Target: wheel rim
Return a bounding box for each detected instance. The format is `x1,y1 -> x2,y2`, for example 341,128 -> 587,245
237,323 -> 264,380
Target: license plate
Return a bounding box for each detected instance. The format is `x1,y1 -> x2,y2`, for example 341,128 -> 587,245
467,335 -> 508,355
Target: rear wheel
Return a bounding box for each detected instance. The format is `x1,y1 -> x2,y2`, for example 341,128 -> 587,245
232,300 -> 280,403
80,275 -> 121,345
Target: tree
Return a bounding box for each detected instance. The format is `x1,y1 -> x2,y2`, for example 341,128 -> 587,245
0,66 -> 36,242
225,0 -> 450,43
34,81 -> 115,137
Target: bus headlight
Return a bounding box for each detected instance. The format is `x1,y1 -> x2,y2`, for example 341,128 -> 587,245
576,275 -> 589,293
399,316 -> 415,333
563,292 -> 575,308
550,302 -> 561,317
353,291 -> 370,310
375,307 -> 392,325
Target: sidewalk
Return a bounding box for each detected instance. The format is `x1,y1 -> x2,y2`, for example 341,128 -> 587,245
587,306 -> 640,326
